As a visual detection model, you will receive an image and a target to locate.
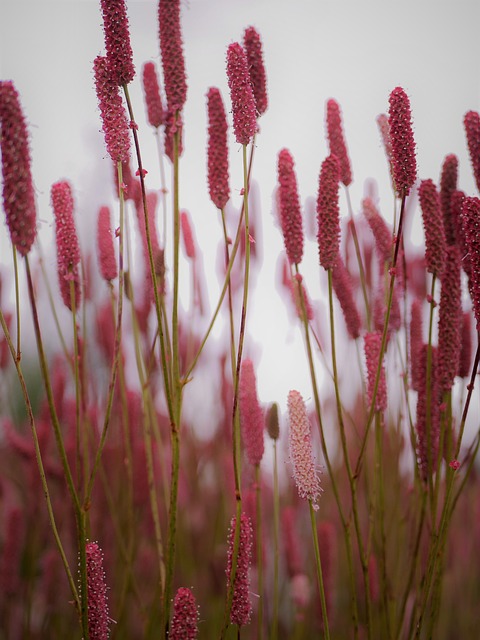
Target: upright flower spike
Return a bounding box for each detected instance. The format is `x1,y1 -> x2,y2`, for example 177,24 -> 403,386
415,345 -> 440,482
239,359 -> 265,466
438,245 -> 461,393
439,154 -> 458,246
0,81 -> 37,255
266,402 -> 279,440
158,0 -> 187,113
51,181 -> 81,311
451,190 -> 471,280
170,587 -> 199,640
326,99 -> 352,186
331,256 -> 361,340
364,331 -> 387,412
458,311 -> 472,378
461,196 -> 480,329
277,148 -> 304,265
96,205 -> 118,282
142,61 -> 164,128
243,26 -> 268,116
362,197 -> 393,264
464,110 -> 480,192
85,541 -> 110,640
410,298 -> 423,392
226,512 -> 253,627
388,87 -> 417,196
226,42 -> 257,145
93,56 -> 131,163
418,179 -> 446,277
316,154 -> 341,270
377,113 -> 396,189
206,87 -> 230,210
287,390 -> 322,510
99,0 -> 135,85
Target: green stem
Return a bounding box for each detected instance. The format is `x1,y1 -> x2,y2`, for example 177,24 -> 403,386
271,440 -> 279,640
12,245 -> 21,360
309,501 -> 330,640
255,464 -> 264,640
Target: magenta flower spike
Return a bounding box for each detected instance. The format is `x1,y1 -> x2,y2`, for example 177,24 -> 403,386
415,344 -> 440,482
180,210 -> 196,260
362,197 -> 393,264
226,512 -> 253,627
226,42 -> 257,145
316,154 -> 341,271
93,56 -> 131,163
158,0 -> 187,113
439,154 -> 458,246
142,61 -> 164,128
85,541 -> 110,640
364,331 -> 387,412
464,110 -> 480,192
97,206 -> 118,282
99,0 -> 135,85
388,87 -> 417,196
243,26 -> 268,116
418,179 -> 446,277
331,256 -> 361,340
277,148 -> 304,265
326,98 -> 352,186
206,87 -> 230,210
438,245 -> 461,393
287,389 -> 322,509
170,587 -> 199,640
461,196 -> 480,329
51,181 -> 81,311
0,81 -> 37,255
239,358 -> 265,466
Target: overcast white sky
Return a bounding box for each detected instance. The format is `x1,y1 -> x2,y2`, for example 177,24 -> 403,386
1,1 -> 480,421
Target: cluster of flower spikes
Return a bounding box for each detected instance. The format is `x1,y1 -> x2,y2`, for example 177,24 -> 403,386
99,0 -> 135,85
226,512 -> 253,627
206,87 -> 230,210
0,80 -> 37,255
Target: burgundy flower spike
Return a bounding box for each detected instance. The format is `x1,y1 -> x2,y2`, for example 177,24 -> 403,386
226,42 -> 257,145
243,26 -> 268,116
207,87 -> 230,210
100,0 -> 135,85
388,87 -> 417,196
277,148 -> 303,265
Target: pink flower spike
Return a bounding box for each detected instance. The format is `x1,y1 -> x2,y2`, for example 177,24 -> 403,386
362,197 -> 393,264
409,299 -> 423,392
207,87 -> 230,209
243,26 -> 268,116
316,154 -> 341,271
226,512 -> 253,627
287,390 -> 322,509
170,587 -> 199,640
364,331 -> 387,412
226,42 -> 257,145
415,344 -> 440,482
100,0 -> 135,85
239,359 -> 265,466
142,61 -> 164,128
158,0 -> 187,113
458,311 -> 472,378
449,459 -> 460,471
326,99 -> 352,186
0,81 -> 37,255
418,179 -> 446,277
388,87 -> 417,196
464,110 -> 480,193
97,206 -> 118,282
51,181 -> 81,311
331,256 -> 362,340
85,541 -> 110,640
180,210 -> 196,260
438,245 -> 461,393
277,148 -> 304,265
439,154 -> 458,245
461,196 -> 480,330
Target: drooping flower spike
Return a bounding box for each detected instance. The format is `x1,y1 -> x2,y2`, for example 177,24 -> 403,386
226,42 -> 257,145
99,0 -> 135,85
388,87 -> 417,196
243,26 -> 268,117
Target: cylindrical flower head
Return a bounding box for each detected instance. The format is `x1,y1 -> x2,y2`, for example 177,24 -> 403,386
226,42 -> 257,145
326,99 -> 352,186
277,148 -> 303,265
439,154 -> 458,246
85,541 -> 110,640
142,61 -> 164,128
364,331 -> 387,412
410,298 -> 423,392
287,390 -> 322,509
418,179 -> 446,277
93,56 -> 131,163
226,512 -> 253,627
464,110 -> 480,192
316,154 -> 341,270
51,181 -> 81,311
0,81 -> 37,255
451,190 -> 471,280
362,197 -> 393,264
266,402 -> 279,440
415,345 -> 440,483
170,587 -> 199,640
458,311 -> 472,378
438,245 -> 461,393
100,0 -> 135,85
461,196 -> 480,330
331,256 -> 361,340
180,210 -> 196,260
243,26 -> 268,116
97,206 -> 118,282
388,87 -> 417,196
207,87 -> 230,209
158,0 -> 187,112
239,359 -> 265,466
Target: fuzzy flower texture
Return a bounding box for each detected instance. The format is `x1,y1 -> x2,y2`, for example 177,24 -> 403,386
388,87 -> 417,196
226,42 -> 257,145
207,87 -> 230,210
277,148 -> 304,265
226,513 -> 253,627
158,0 -> 187,112
239,359 -> 264,466
169,587 -> 199,640
287,390 -> 322,509
100,0 -> 135,85
85,541 -> 110,640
